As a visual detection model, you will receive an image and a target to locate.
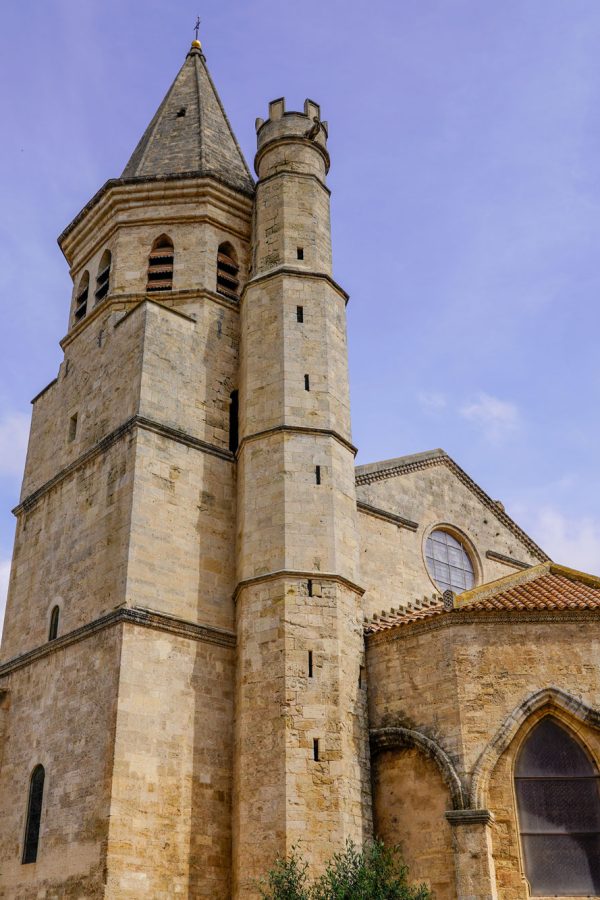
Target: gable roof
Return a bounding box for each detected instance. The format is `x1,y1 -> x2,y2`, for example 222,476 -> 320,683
121,42 -> 254,194
355,448 -> 549,563
364,563 -> 600,635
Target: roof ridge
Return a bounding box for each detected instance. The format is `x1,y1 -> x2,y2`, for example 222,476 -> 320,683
356,450 -> 549,563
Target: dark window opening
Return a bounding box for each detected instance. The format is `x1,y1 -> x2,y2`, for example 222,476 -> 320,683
297,247 -> 304,260
313,739 -> 319,761
304,374 -> 310,391
229,390 -> 239,454
217,242 -> 240,300
515,717 -> 600,895
147,236 -> 174,292
176,107 -> 186,117
74,271 -> 89,322
22,765 -> 45,864
68,413 -> 78,443
307,579 -> 313,597
308,650 -> 313,678
315,465 -> 321,485
94,250 -> 111,303
296,305 -> 304,323
48,606 -> 60,642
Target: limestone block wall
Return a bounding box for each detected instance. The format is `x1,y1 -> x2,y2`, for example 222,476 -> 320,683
357,460 -> 544,618
105,623 -> 235,899
126,428 -> 236,630
62,180 -> 252,321
239,277 -> 352,441
0,629 -> 122,898
367,616 -> 600,897
22,302 -> 144,500
135,298 -> 240,453
1,435 -> 134,661
233,577 -> 370,896
236,431 -> 358,583
372,747 -> 455,899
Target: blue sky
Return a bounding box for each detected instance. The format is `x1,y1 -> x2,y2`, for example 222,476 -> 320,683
1,0 -> 600,634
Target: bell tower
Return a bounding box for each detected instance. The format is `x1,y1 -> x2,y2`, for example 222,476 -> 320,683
233,98 -> 372,895
0,38 -> 253,898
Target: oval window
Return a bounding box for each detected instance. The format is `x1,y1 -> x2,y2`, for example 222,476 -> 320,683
425,529 -> 475,594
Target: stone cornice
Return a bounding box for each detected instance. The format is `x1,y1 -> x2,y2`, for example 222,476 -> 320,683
445,809 -> 495,827
60,288 -> 237,351
365,607 -> 600,646
59,173 -> 254,265
485,550 -> 531,570
234,570 -> 365,602
237,424 -> 357,458
257,170 -> 331,196
356,450 -> 548,563
356,500 -> 419,532
0,607 -> 236,678
14,415 -> 233,515
241,267 -> 349,305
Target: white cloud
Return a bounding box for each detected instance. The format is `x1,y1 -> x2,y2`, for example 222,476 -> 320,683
531,507 -> 600,575
460,392 -> 519,442
418,391 -> 447,412
0,559 -> 10,642
0,410 -> 29,478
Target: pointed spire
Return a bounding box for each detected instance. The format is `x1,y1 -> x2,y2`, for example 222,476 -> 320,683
121,41 -> 254,195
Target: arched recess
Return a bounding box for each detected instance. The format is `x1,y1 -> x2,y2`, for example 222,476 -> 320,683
216,241 -> 240,299
370,726 -> 465,810
95,249 -> 111,303
146,235 -> 174,292
470,687 -> 600,809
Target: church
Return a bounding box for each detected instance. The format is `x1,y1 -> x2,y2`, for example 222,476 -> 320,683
0,35 -> 599,900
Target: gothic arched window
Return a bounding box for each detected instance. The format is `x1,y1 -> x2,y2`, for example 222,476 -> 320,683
95,250 -> 111,304
48,606 -> 60,641
515,717 -> 600,895
22,765 -> 45,864
74,271 -> 89,322
216,242 -> 239,299
146,236 -> 174,292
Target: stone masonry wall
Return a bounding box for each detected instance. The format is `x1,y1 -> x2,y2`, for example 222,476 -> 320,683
0,628 -> 122,898
105,623 -> 235,899
357,463 -> 543,619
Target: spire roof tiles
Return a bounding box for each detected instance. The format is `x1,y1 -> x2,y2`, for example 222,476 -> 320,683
121,43 -> 254,195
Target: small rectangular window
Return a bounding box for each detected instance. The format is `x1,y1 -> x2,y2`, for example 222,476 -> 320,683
68,413 -> 78,442
307,578 -> 313,597
229,390 -> 239,454
308,650 -> 313,678
359,666 -> 365,689
313,738 -> 319,761
315,465 -> 321,485
304,374 -> 310,391
297,247 -> 304,260
296,305 -> 304,323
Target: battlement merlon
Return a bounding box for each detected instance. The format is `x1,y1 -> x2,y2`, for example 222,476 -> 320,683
254,97 -> 330,178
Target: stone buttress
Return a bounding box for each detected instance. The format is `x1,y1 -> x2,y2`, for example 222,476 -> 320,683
233,98 -> 372,897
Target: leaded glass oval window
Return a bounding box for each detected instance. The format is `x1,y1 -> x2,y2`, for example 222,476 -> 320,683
425,529 -> 475,594
515,718 -> 600,896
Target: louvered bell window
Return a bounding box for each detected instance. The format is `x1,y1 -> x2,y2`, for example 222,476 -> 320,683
516,717 -> 600,895
217,243 -> 239,300
147,237 -> 174,292
94,250 -> 111,304
74,272 -> 89,322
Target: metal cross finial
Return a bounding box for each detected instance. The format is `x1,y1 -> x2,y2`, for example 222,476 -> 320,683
194,16 -> 201,40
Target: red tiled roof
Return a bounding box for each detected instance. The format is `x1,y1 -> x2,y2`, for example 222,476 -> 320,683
364,564 -> 600,635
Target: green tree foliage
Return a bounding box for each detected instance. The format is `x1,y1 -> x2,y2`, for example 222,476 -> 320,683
257,840 -> 432,900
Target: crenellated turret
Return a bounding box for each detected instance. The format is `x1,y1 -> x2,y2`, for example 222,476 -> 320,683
233,98 -> 371,896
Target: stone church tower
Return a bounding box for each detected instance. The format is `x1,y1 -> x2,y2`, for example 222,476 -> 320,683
2,35 -> 600,900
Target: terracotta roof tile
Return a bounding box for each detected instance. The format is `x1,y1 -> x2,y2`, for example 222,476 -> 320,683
364,564 -> 600,635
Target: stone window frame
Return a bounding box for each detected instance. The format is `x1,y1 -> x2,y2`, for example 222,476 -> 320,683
509,710 -> 600,898
421,521 -> 482,597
